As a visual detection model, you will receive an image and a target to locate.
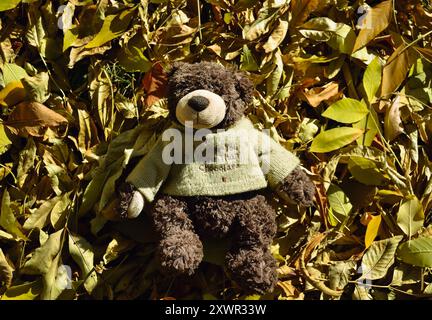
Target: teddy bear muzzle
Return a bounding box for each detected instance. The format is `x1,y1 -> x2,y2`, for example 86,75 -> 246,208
175,89 -> 226,129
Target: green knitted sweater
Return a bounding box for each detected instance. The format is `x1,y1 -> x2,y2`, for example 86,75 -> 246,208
126,117 -> 300,202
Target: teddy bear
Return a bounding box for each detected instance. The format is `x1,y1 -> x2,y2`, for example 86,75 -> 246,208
115,62 -> 315,294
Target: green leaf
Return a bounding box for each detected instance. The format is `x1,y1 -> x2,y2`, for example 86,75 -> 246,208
0,248 -> 13,288
397,237 -> 432,267
1,279 -> 43,300
299,17 -> 356,54
85,8 -> 136,49
328,260 -> 357,291
21,72 -> 50,104
68,233 -> 98,294
21,229 -> 64,275
50,193 -> 71,230
353,109 -> 380,147
16,138 -> 37,188
0,124 -> 12,156
262,19 -> 288,53
0,190 -> 27,240
1,63 -> 28,85
240,45 -> 259,72
360,236 -> 403,280
310,127 -> 363,153
396,196 -> 424,238
363,57 -> 382,103
266,49 -> 283,97
327,184 -> 352,226
322,98 -> 369,124
348,156 -> 387,185
243,8 -> 278,41
23,196 -> 61,230
0,0 -> 21,12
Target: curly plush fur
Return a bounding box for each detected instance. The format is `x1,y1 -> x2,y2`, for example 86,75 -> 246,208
278,167 -> 315,207
151,192 -> 277,293
116,62 -> 316,294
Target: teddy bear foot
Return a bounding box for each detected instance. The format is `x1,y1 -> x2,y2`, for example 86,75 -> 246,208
158,230 -> 204,276
226,246 -> 277,294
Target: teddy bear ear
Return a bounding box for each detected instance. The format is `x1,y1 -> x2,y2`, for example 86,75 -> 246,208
167,61 -> 187,77
235,72 -> 254,104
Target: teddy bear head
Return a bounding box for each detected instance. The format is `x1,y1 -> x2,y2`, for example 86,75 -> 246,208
167,62 -> 254,129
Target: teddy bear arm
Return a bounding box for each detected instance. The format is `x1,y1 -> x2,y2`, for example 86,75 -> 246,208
277,166 -> 315,207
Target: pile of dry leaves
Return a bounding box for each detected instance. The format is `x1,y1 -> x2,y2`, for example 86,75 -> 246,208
0,0 -> 432,300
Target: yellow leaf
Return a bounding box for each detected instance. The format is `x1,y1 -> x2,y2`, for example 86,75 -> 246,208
365,214 -> 382,249
0,81 -> 27,107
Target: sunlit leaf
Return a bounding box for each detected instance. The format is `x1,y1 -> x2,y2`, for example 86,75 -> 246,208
0,81 -> 27,107
0,279 -> 42,300
360,236 -> 403,280
310,127 -> 363,153
396,196 -> 424,238
380,44 -> 419,98
5,101 -> 68,137
68,233 -> 98,294
397,237 -> 432,268
322,98 -> 369,123
21,229 -> 64,275
0,0 -> 21,12
348,156 -> 387,186
353,0 -> 393,52
365,214 -> 382,249
85,8 -> 136,49
363,56 -> 382,103
0,190 -> 27,240
327,184 -> 352,227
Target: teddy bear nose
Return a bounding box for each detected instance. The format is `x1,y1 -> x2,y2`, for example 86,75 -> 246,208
188,95 -> 210,112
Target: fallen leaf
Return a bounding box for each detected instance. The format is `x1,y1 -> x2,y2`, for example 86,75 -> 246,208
353,0 -> 393,52
384,96 -> 404,141
141,62 -> 168,107
310,127 -> 364,153
300,82 -> 340,108
380,44 -> 419,98
5,101 -> 68,137
360,236 -> 403,280
0,248 -> 14,288
365,214 -> 382,249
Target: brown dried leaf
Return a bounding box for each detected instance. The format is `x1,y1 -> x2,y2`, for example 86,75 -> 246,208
290,0 -> 323,28
380,44 -> 419,97
141,62 -> 168,108
5,102 -> 68,137
353,0 -> 393,52
299,81 -> 340,108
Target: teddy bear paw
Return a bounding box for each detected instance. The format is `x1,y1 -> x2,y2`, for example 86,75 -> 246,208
226,246 -> 277,294
279,167 -> 315,207
158,230 -> 204,275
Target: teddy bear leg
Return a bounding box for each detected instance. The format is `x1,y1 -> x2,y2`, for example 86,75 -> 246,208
151,195 -> 203,276
225,194 -> 278,294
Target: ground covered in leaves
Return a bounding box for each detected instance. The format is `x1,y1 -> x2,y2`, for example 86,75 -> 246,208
0,0 -> 432,300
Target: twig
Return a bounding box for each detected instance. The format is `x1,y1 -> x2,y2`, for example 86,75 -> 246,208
299,242 -> 344,297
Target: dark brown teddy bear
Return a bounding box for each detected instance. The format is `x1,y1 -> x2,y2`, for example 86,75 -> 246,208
116,62 -> 315,294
